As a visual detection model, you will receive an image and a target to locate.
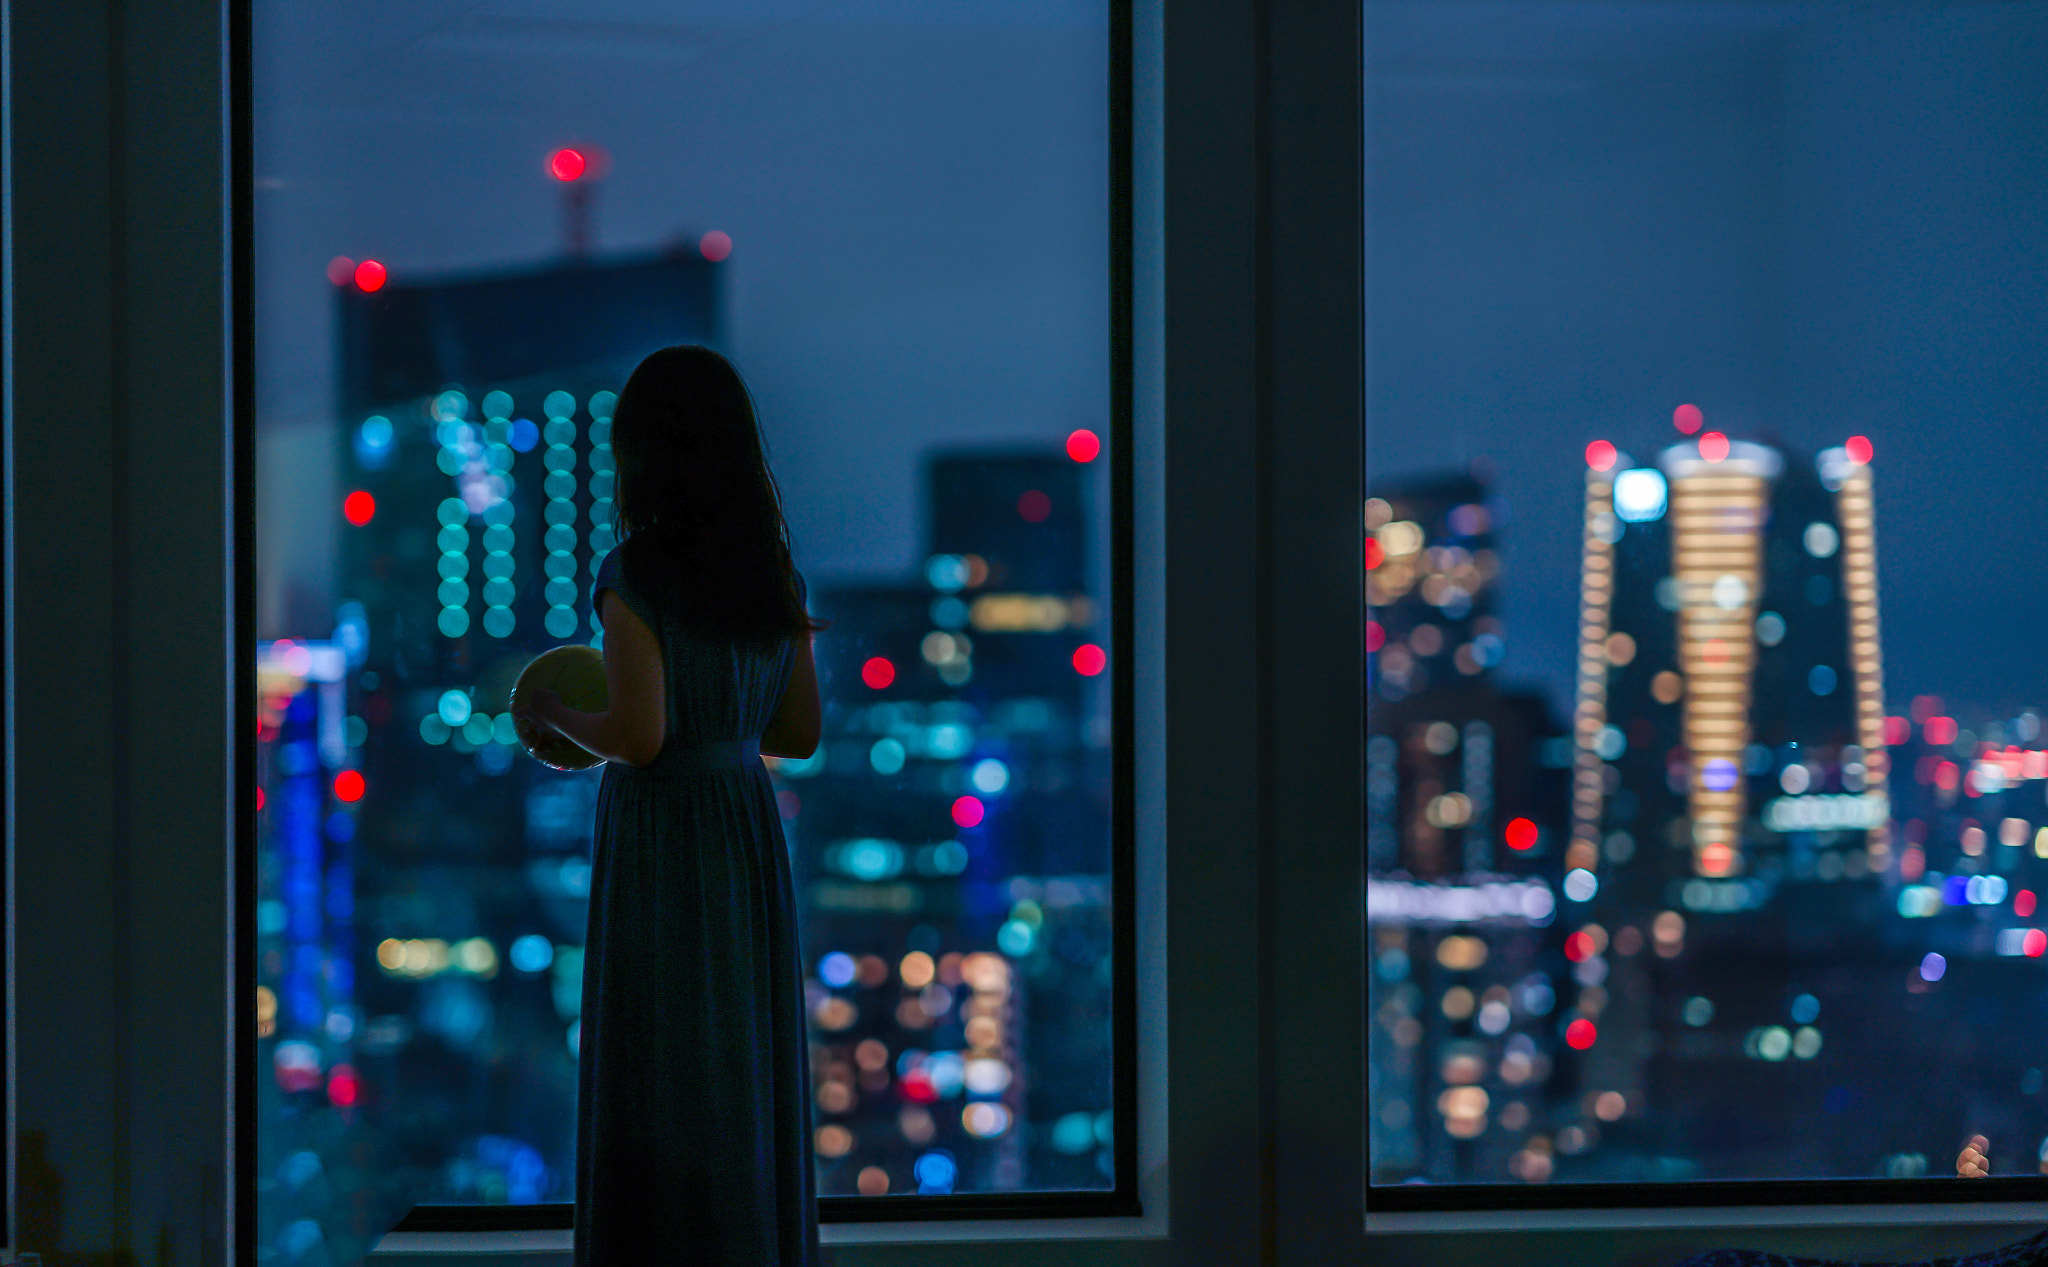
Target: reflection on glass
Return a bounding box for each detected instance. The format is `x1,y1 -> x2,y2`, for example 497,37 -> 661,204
256,2 -> 1112,1252
1367,0 -> 2048,1187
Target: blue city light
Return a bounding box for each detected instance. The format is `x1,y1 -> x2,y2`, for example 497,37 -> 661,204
431,390 -> 469,422
510,934 -> 554,973
925,554 -> 969,591
840,838 -> 904,880
818,952 -> 857,988
914,1150 -> 957,1193
509,418 -> 540,451
1701,759 -> 1739,792
438,690 -> 472,726
1051,1112 -> 1097,1155
354,416 -> 394,468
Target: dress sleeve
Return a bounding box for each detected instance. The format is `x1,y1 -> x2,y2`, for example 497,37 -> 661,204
592,542 -> 661,639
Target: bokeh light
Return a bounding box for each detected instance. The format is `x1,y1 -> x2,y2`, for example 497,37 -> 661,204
1699,431 -> 1730,462
549,148 -> 587,181
1585,440 -> 1617,471
353,259 -> 386,292
1067,429 -> 1101,462
343,490 -> 376,526
1673,402 -> 1703,434
700,230 -> 733,262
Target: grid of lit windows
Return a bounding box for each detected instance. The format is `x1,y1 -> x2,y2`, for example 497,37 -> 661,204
478,391 -> 521,639
540,391 -> 582,640
585,391 -> 617,643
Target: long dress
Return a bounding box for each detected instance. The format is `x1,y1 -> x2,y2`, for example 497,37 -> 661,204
574,535 -> 821,1266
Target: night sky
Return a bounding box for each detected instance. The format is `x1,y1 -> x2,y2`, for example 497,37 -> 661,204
255,0 -> 1108,639
1366,1 -> 2048,722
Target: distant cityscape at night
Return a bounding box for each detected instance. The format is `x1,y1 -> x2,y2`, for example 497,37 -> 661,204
255,252 -> 1116,1252
1370,418 -> 2048,1186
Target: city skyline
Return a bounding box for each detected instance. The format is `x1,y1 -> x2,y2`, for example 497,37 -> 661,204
1370,430 -> 2048,1187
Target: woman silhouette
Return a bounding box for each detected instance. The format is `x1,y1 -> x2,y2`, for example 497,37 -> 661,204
513,345 -> 829,1266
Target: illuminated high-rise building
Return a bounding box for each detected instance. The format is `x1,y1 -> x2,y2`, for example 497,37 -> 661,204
1573,434 -> 1889,892
333,251 -> 719,1204
791,449 -> 1115,1195
1366,472 -> 1571,1183
1546,432 -> 1890,1180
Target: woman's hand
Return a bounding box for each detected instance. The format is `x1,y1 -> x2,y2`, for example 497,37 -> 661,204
512,685 -> 565,750
1958,1134 -> 1990,1178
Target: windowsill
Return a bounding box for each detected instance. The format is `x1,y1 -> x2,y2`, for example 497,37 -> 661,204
1368,1199 -> 2048,1236
371,1215 -> 1170,1257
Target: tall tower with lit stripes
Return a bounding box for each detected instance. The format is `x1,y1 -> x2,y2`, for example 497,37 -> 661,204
1572,433 -> 1889,889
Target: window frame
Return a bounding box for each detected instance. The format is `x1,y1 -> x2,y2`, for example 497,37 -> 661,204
1358,0 -> 2048,1250
7,0 -> 1379,1263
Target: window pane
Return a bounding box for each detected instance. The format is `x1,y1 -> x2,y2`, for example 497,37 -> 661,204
255,1 -> 1114,1245
1367,1 -> 2048,1186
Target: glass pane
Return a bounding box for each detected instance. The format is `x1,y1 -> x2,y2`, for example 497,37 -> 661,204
255,1 -> 1114,1251
1367,0 -> 2048,1186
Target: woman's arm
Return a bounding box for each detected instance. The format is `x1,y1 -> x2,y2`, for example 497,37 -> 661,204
518,592 -> 667,767
761,629 -> 821,760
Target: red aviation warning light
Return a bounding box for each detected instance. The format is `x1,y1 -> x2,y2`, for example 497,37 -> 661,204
549,148 -> 588,182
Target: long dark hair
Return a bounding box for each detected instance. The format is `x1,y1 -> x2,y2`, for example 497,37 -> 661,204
609,345 -> 829,646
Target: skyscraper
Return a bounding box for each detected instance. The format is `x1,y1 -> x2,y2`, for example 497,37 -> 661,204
1574,435 -> 1889,891
1555,432 -> 1892,1180
1366,471 -> 1571,1183
791,449 -> 1115,1195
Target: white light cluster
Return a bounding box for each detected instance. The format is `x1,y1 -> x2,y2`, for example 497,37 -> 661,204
1365,877 -> 1555,926
1761,792 -> 1890,832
